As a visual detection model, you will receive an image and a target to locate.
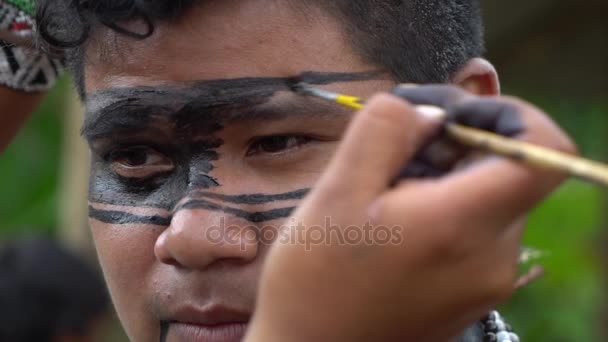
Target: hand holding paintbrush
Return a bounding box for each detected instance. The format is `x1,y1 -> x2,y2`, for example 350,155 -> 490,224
250,90 -> 572,342
293,83 -> 608,188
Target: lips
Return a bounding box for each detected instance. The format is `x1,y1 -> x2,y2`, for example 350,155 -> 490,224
170,322 -> 248,342
166,305 -> 250,342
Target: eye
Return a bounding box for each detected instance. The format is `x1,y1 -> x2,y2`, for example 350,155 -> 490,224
247,135 -> 313,156
107,146 -> 174,178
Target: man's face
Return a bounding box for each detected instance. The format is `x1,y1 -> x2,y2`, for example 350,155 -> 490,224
84,1 -> 393,341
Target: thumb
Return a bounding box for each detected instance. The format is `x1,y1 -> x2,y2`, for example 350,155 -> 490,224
313,93 -> 442,207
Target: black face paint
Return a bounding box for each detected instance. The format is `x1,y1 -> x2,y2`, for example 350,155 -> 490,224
85,70 -> 383,226
83,70 -> 384,140
176,198 -> 296,223
193,188 -> 309,205
88,206 -> 172,226
186,140 -> 223,191
88,189 -> 308,226
159,321 -> 169,342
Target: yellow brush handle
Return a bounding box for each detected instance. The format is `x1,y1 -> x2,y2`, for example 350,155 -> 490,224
336,95 -> 364,110
446,124 -> 608,186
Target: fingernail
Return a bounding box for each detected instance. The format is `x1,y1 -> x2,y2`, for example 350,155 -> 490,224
416,105 -> 446,122
397,83 -> 420,89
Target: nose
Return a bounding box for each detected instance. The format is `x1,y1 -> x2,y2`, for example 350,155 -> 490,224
155,208 -> 259,270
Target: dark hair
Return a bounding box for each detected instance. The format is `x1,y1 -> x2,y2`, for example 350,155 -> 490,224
0,237 -> 109,341
36,0 -> 484,94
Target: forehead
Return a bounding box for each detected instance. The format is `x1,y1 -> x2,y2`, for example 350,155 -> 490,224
84,0 -> 375,94
81,71 -> 389,142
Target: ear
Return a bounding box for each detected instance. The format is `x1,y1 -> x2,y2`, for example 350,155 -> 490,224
451,58 -> 500,96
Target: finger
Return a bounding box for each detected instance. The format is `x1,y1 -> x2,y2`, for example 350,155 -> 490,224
398,157 -> 446,179
427,99 -> 575,231
393,85 -> 525,137
314,94 -> 442,205
0,33 -> 33,47
398,140 -> 468,179
514,265 -> 544,289
451,99 -> 524,137
392,84 -> 472,109
380,98 -> 573,237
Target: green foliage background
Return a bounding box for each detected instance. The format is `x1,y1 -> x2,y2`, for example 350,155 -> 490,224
0,80 -> 66,235
499,101 -> 607,341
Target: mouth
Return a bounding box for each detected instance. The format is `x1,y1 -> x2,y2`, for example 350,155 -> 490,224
163,305 -> 250,342
169,322 -> 248,342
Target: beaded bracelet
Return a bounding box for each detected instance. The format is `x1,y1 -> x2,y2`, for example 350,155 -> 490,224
0,0 -> 63,92
481,311 -> 520,342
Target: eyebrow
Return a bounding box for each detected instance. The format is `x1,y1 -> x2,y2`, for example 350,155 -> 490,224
82,71 -> 384,139
225,95 -> 353,123
82,93 -> 352,140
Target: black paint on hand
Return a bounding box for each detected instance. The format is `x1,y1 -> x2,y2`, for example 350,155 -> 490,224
392,84 -> 525,179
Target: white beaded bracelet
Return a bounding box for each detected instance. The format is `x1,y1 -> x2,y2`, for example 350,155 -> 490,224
0,0 -> 63,92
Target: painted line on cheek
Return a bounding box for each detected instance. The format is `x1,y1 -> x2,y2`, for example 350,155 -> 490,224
177,199 -> 295,223
88,206 -> 172,226
88,187 -> 307,225
88,201 -> 292,225
192,188 -> 310,205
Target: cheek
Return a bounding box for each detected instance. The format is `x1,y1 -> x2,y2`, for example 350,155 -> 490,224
90,220 -> 163,342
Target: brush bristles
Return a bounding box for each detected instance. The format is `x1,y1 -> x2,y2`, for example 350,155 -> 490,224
289,82 -> 313,96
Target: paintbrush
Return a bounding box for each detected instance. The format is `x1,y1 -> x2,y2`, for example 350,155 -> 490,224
292,83 -> 608,188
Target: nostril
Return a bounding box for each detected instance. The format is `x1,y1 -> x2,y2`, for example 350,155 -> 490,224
161,256 -> 181,268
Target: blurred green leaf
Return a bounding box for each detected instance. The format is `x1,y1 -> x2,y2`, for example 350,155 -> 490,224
0,78 -> 69,234
501,180 -> 605,341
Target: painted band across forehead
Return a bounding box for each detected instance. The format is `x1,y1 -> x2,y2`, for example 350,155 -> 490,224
82,70 -> 384,140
